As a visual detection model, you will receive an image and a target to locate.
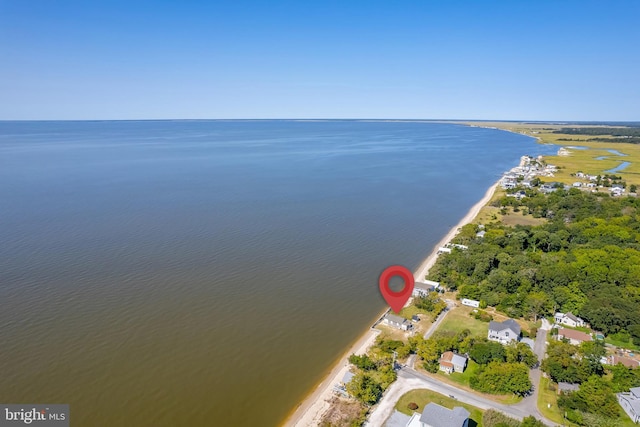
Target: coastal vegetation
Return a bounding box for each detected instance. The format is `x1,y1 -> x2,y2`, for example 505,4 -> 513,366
410,329 -> 535,396
429,189 -> 640,340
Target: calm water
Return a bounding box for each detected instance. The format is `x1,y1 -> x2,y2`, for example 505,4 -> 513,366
0,121 -> 555,426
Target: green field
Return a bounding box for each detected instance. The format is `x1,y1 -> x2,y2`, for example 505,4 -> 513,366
437,306 -> 490,338
395,389 -> 483,427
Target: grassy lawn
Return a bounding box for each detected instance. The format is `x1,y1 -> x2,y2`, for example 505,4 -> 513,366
537,376 -> 577,426
437,306 -> 490,338
437,359 -> 479,388
374,324 -> 409,342
605,336 -> 639,351
395,389 -> 483,427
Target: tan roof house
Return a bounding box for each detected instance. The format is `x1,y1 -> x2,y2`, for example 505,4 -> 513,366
557,328 -> 592,345
438,351 -> 468,374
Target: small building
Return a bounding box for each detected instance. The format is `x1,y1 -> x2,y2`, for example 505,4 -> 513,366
461,298 -> 480,308
437,247 -> 452,254
383,313 -> 412,331
406,402 -> 470,427
557,328 -> 592,345
557,382 -> 580,395
488,319 -> 521,344
476,230 -> 486,238
554,312 -> 586,328
438,351 -> 468,374
617,386 -> 640,423
572,182 -> 582,187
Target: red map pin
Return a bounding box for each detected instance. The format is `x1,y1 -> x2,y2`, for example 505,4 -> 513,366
379,265 -> 414,313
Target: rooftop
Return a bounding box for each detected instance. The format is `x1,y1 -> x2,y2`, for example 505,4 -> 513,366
558,328 -> 592,342
489,319 -> 521,334
419,403 -> 469,427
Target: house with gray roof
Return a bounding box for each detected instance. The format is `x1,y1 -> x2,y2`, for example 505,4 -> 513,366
406,402 -> 469,427
617,386 -> 640,423
557,382 -> 580,395
488,319 -> 521,344
413,281 -> 439,298
383,313 -> 412,331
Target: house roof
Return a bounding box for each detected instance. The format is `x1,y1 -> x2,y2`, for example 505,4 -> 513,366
558,382 -> 580,392
489,319 -> 521,335
385,314 -> 408,325
631,387 -> 640,398
619,391 -> 640,414
558,328 -> 592,342
419,403 -> 470,427
415,282 -> 436,291
439,351 -> 467,367
564,312 -> 581,322
612,356 -> 640,369
341,371 -> 354,385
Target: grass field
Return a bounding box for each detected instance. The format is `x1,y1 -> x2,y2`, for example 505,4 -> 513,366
437,306 -> 490,338
374,323 -> 409,342
394,389 -> 483,427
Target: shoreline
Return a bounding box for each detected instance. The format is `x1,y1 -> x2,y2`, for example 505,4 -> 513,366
283,179 -> 500,427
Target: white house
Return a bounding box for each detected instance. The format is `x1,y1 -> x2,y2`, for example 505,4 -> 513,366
461,298 -> 480,308
406,403 -> 470,427
554,312 -> 586,328
488,319 -> 521,344
617,386 -> 640,423
383,313 -> 412,331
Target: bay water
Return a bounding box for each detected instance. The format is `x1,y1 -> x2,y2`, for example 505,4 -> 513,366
0,120 -> 555,426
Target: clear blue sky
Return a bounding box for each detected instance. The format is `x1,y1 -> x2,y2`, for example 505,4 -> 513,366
1,1 -> 639,121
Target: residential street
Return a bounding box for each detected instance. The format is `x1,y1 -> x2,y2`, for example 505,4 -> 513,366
366,317 -> 558,427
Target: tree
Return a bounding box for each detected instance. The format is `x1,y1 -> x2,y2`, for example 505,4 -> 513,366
525,291 -> 551,321
506,342 -> 538,367
469,340 -> 506,365
470,362 -> 532,395
346,373 -> 382,405
348,354 -> 375,371
558,375 -> 619,419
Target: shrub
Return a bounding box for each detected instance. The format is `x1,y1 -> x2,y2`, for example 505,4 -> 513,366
407,402 -> 418,411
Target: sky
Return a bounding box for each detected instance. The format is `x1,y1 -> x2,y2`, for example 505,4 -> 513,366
1,1 -> 639,121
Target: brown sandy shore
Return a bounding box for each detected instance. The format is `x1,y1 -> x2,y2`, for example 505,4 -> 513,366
283,179 -> 500,427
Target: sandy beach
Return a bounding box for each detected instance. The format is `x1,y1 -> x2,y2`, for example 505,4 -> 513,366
283,179 -> 500,427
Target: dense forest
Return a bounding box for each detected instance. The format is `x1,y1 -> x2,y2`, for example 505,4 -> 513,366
428,188 -> 640,343
553,127 -> 640,143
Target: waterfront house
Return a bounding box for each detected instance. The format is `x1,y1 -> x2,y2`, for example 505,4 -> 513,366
413,280 -> 439,297
557,328 -> 592,345
383,313 -> 412,331
406,402 -> 469,427
488,319 -> 521,344
554,312 -> 586,328
438,351 -> 468,374
617,387 -> 640,423
476,230 -> 486,238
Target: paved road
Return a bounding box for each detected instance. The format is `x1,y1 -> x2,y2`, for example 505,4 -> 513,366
367,316 -> 559,427
511,319 -> 551,421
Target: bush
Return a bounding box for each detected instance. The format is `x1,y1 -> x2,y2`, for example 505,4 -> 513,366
407,402 -> 418,411
482,409 -> 520,427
